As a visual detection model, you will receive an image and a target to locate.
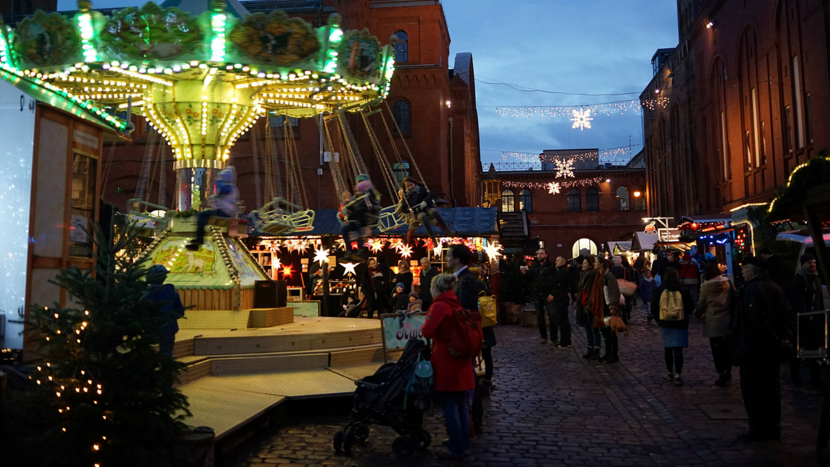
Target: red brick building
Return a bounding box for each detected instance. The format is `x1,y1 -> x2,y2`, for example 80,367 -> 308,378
485,151 -> 647,259
642,0 -> 830,219
102,0 -> 481,213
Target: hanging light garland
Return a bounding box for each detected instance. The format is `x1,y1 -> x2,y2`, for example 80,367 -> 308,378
504,177 -> 605,194
501,144 -> 643,164
496,98 -> 670,119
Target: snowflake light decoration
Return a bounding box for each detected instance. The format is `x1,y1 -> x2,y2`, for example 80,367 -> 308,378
341,262 -> 358,276
554,158 -> 575,179
547,182 -> 561,194
570,108 -> 593,131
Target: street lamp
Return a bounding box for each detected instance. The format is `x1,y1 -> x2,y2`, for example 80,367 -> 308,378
633,191 -> 642,197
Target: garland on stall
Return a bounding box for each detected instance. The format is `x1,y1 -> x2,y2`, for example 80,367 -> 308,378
767,152 -> 830,222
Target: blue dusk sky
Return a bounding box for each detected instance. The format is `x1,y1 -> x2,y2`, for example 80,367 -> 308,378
56,0 -> 679,166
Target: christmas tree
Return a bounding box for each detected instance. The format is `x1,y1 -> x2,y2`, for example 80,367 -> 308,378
10,223 -> 190,467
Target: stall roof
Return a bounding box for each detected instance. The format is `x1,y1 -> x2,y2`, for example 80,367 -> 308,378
248,207 -> 499,238
631,232 -> 657,252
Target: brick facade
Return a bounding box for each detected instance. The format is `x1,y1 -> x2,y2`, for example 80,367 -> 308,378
642,0 -> 830,220
103,0 -> 481,213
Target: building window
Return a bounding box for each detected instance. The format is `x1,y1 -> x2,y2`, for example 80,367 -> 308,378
745,130 -> 752,170
501,189 -> 514,213
805,93 -> 813,144
616,186 -> 630,212
792,56 -> 804,148
720,111 -> 728,179
572,238 -> 598,259
70,152 -> 97,258
751,88 -> 760,167
585,187 -> 599,212
394,31 -> 408,63
392,100 -> 411,135
761,121 -> 767,162
568,189 -> 581,212
785,106 -> 794,153
393,160 -> 410,184
519,189 -> 532,213
634,189 -> 646,211
269,114 -> 300,139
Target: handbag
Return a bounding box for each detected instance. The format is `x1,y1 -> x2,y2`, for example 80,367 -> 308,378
617,278 -> 638,297
609,315 -> 628,335
479,293 -> 498,328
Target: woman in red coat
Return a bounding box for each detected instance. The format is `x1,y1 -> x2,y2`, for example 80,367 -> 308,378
421,273 -> 474,460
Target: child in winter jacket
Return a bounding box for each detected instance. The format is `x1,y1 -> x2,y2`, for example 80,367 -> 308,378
392,282 -> 409,311
639,268 -> 658,323
407,291 -> 423,313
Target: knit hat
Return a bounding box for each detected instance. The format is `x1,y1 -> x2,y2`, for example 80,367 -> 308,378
612,256 -> 622,265
147,265 -> 168,285
742,256 -> 769,270
801,253 -> 817,265
395,282 -> 405,290
356,174 -> 370,183
409,291 -> 419,299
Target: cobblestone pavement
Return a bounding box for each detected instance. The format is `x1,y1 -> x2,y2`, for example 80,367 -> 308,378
228,303 -> 828,467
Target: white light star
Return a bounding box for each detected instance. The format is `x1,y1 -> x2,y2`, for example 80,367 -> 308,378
341,262 -> 358,276
313,247 -> 329,265
547,182 -> 561,194
272,256 -> 281,272
570,108 -> 593,131
554,158 -> 575,179
483,242 -> 502,260
400,244 -> 413,259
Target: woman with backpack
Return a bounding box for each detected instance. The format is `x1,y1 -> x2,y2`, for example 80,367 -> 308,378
694,262 -> 733,386
651,267 -> 694,386
421,273 -> 475,460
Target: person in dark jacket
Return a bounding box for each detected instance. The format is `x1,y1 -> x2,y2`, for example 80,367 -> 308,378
448,244 -> 478,311
639,268 -> 658,324
788,253 -> 824,386
398,177 -> 455,245
360,258 -> 388,319
633,252 -> 646,273
651,267 -> 694,386
520,248 -> 559,344
147,265 -> 185,358
651,250 -> 670,282
569,255 -> 584,302
575,256 -> 601,359
394,260 -> 414,294
544,256 -> 572,349
730,256 -> 792,442
391,282 -> 408,311
760,247 -> 791,289
592,258 -> 622,363
419,256 -> 439,310
342,174 -> 382,262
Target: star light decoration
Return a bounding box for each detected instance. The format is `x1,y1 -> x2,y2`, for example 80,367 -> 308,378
483,242 -> 503,261
570,108 -> 593,131
554,158 -> 575,179
547,182 -> 561,194
400,244 -> 413,259
341,262 -> 358,276
313,247 -> 330,265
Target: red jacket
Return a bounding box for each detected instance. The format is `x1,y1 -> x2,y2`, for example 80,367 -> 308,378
421,290 -> 475,392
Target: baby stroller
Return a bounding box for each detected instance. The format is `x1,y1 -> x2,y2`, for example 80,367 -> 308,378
333,339 -> 433,458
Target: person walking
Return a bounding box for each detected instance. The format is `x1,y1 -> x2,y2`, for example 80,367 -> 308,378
360,258 -> 388,319
730,256 -> 792,441
576,256 -> 601,359
788,253 -> 825,387
639,268 -> 658,324
550,255 -> 572,349
652,267 -> 694,386
651,251 -> 670,284
591,258 -> 622,363
694,262 -> 733,386
419,256 -> 439,311
520,248 -> 558,345
633,251 -> 646,273
678,253 -> 701,305
420,274 -> 474,460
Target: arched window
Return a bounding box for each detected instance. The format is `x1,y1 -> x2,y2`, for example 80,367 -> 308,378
585,187 -> 599,212
519,189 -> 532,213
616,186 -> 630,211
568,189 -> 581,212
392,100 -> 411,135
393,160 -> 410,183
394,31 -> 408,63
501,190 -> 515,213
633,188 -> 646,211
572,238 -> 598,259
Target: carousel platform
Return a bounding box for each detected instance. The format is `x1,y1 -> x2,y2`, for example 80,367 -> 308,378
173,316 -> 389,441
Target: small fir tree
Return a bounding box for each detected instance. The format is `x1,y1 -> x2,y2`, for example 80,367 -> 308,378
15,223 -> 190,467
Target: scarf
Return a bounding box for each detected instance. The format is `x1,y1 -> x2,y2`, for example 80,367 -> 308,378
589,269 -> 607,328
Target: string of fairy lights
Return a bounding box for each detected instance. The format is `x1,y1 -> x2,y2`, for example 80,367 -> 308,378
495,97 -> 669,119
501,144 -> 643,164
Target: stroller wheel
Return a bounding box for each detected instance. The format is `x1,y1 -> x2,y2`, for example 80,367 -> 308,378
412,428 -> 432,449
392,436 -> 416,459
333,430 -> 344,453
352,423 -> 370,444
342,428 -> 355,455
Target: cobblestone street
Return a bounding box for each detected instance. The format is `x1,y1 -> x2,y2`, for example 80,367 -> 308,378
227,304 -> 827,467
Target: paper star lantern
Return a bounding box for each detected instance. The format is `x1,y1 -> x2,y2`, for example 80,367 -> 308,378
282,265 -> 293,278
400,244 -> 413,259
341,262 -> 358,276
483,242 -> 503,260
313,247 -> 330,265
272,256 -> 281,272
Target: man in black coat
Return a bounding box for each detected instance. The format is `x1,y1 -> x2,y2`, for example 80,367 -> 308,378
788,253 -> 825,386
419,256 -> 439,311
651,250 -> 670,281
551,256 -> 572,349
760,247 -> 791,289
520,248 -> 558,345
730,256 -> 792,441
448,244 -> 478,311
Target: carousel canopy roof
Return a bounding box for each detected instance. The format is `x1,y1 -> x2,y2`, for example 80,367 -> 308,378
248,207 -> 499,238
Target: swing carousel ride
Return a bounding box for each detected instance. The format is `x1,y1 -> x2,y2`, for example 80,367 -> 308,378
0,0 -> 399,310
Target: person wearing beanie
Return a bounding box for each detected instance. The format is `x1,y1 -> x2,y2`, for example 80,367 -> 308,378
788,253 -> 825,387
396,176 -> 456,245
407,291 -> 423,313
146,265 -> 185,358
187,167 -> 239,250
341,174 -> 381,262
392,282 -> 409,311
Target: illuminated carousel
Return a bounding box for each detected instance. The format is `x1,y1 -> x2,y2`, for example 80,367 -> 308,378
0,0 -> 397,310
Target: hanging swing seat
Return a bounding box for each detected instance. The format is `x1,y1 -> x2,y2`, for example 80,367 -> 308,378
127,198 -> 173,231
256,198 -> 316,236
378,205 -> 407,232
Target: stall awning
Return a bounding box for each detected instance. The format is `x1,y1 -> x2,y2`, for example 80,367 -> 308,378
631,232 -> 658,252
247,207 -> 499,238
